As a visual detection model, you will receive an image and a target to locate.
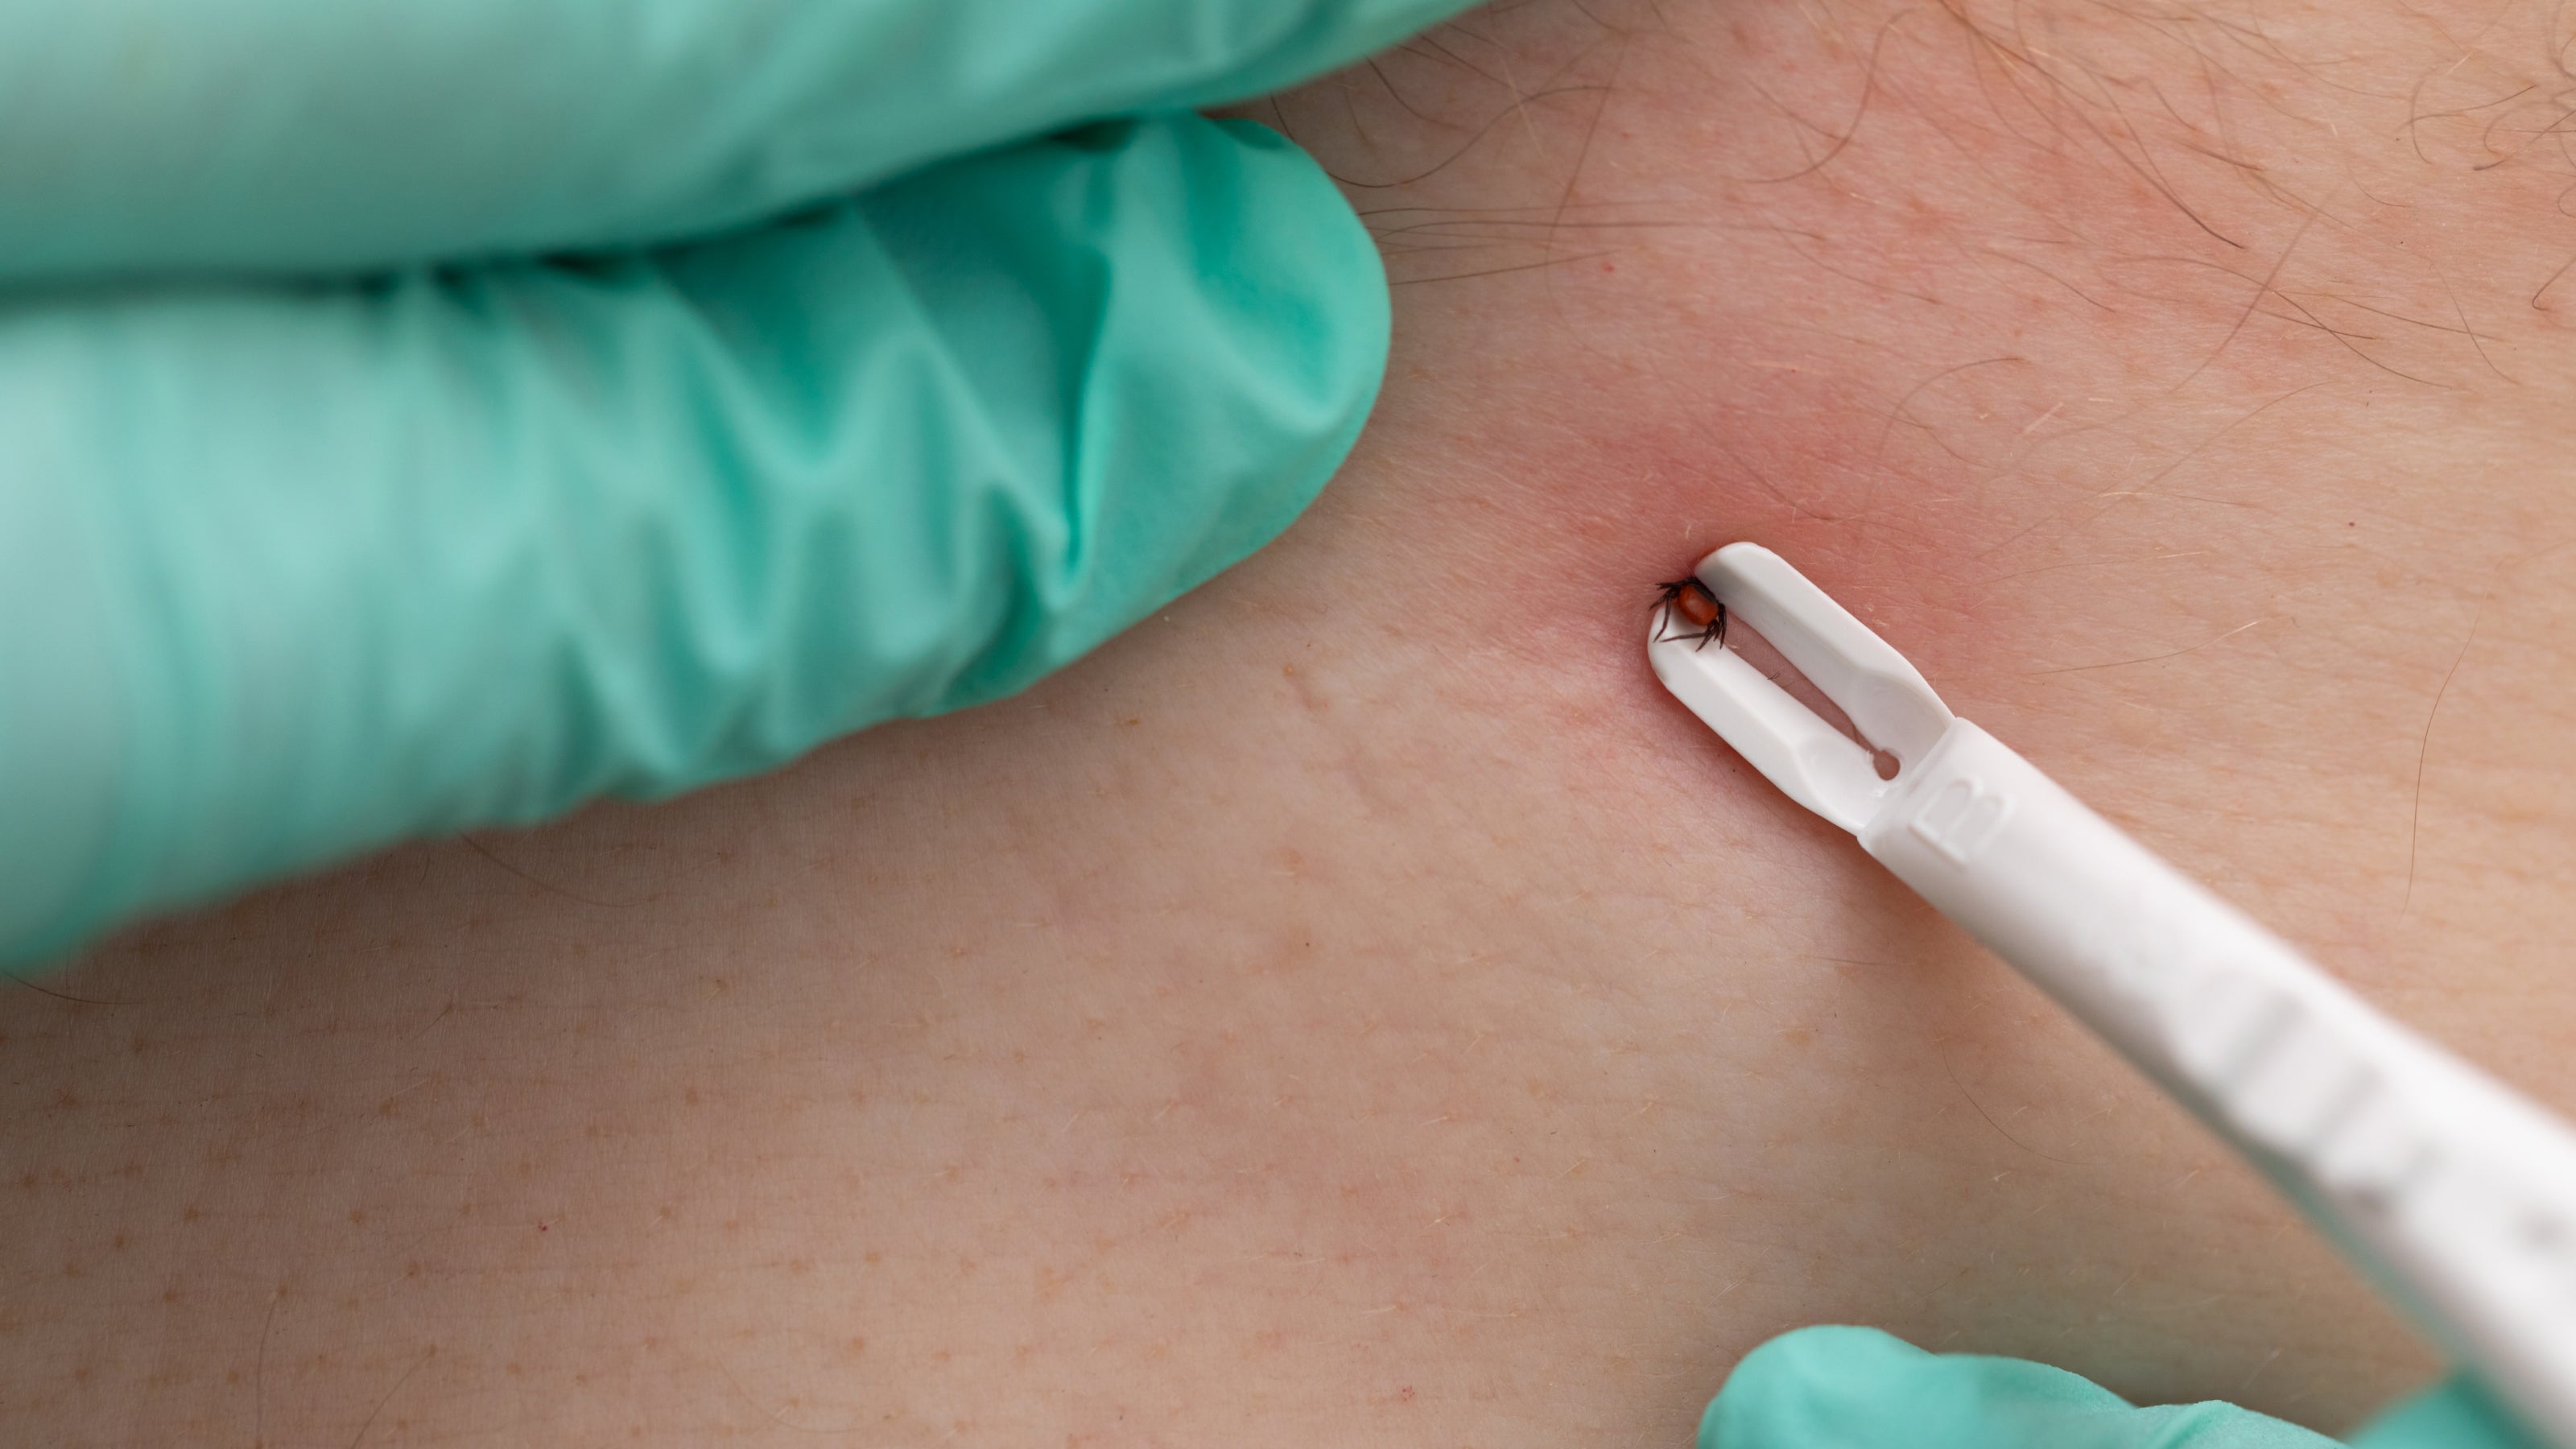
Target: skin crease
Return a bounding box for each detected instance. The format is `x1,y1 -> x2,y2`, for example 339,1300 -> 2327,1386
10,0 -> 2576,1442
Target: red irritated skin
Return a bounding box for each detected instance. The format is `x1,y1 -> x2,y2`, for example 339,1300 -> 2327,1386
1294,0 -> 2576,657
12,3 -> 2576,1447
1274,0 -> 2576,986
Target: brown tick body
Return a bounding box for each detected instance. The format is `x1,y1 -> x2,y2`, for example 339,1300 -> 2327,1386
1654,577 -> 1728,650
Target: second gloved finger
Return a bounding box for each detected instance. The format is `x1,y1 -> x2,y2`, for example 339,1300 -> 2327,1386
1700,1327 -> 2342,1449
0,0 -> 1481,281
0,114 -> 1381,966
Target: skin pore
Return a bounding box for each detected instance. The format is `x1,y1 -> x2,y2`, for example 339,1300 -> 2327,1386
10,0 -> 2576,1442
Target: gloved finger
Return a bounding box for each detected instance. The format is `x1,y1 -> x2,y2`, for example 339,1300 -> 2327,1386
1700,1327 -> 2340,1449
0,114 -> 1378,967
0,0 -> 1480,283
2347,1376 -> 2545,1448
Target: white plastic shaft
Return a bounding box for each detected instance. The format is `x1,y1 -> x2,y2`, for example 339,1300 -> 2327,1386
1873,720 -> 2576,1446
1651,543 -> 2576,1447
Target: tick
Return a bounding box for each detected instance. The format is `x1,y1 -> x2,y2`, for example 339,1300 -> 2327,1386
1653,576 -> 1728,650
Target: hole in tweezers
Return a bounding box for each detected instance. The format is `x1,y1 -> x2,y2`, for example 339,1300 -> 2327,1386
1715,612 -> 1901,779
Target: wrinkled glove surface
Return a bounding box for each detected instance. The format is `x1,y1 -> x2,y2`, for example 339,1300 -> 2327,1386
0,0 -> 1479,964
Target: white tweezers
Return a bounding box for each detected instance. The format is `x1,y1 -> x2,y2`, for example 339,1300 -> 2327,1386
1650,541 -> 2576,1446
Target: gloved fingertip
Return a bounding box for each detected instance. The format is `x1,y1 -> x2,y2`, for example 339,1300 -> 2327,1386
890,111 -> 1389,715
1699,1327 -> 2338,1448
1699,1327 -> 1953,1449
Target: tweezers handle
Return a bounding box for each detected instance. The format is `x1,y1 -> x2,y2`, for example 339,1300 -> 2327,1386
1864,719 -> 2576,1447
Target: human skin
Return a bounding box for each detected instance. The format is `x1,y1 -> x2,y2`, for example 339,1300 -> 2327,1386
10,0 -> 2576,1443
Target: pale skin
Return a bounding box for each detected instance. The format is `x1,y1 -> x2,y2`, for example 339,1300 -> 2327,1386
10,0 -> 2576,1442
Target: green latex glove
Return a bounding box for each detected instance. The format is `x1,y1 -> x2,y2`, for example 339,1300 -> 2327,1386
1701,1326 -> 2546,1449
0,0 -> 1481,967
